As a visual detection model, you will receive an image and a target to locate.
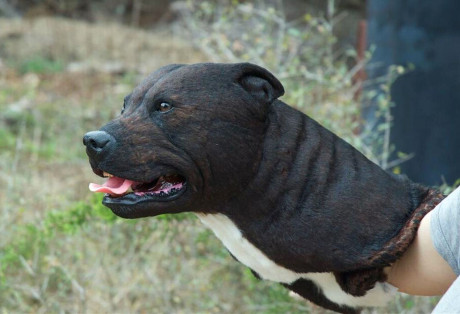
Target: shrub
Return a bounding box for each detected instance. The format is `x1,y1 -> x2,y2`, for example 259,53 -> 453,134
178,0 -> 404,170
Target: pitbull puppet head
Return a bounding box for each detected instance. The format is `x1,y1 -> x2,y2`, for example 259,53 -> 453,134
84,63 -> 442,313
84,63 -> 283,218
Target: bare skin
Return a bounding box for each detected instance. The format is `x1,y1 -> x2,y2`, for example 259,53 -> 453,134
384,210 -> 457,295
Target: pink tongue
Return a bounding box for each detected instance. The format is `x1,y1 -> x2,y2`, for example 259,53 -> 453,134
89,177 -> 134,196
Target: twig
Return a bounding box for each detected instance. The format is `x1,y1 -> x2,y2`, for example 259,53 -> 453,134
385,153 -> 415,169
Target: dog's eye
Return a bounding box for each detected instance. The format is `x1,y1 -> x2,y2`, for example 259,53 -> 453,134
158,102 -> 172,113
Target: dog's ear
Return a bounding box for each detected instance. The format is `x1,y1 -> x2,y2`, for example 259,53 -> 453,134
237,63 -> 285,104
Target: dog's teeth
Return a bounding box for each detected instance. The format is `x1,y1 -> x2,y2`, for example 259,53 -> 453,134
103,172 -> 114,178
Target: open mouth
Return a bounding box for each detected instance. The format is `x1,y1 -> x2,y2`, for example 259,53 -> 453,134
89,172 -> 187,203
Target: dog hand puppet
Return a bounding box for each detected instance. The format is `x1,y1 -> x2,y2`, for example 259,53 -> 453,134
83,63 -> 443,313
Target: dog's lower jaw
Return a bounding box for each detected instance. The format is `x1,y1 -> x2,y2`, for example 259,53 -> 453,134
196,213 -> 396,313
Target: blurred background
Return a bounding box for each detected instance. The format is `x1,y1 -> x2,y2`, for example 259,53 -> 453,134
1,0 -> 459,313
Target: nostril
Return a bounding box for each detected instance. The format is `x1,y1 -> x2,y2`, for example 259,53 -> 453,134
83,131 -> 113,153
89,137 -> 109,150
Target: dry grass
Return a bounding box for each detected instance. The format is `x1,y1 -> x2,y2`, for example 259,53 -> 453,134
0,16 -> 441,314
0,17 -> 305,314
0,17 -> 205,74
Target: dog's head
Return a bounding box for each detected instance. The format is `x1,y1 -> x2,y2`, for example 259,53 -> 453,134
83,63 -> 284,218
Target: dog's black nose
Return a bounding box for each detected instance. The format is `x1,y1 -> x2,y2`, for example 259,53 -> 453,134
83,131 -> 114,161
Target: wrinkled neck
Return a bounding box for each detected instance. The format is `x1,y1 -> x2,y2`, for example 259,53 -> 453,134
222,100 -> 314,219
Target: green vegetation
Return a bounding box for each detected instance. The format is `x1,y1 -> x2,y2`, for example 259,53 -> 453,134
18,56 -> 65,74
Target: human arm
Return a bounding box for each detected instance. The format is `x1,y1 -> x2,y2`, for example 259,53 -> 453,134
384,198 -> 458,295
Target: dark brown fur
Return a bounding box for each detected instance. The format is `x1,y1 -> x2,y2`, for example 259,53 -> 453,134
334,189 -> 444,297
84,63 -> 444,313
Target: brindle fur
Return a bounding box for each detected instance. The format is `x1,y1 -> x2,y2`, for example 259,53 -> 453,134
84,63 -> 443,313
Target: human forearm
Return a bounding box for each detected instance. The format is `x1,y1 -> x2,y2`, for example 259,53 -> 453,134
384,210 -> 457,295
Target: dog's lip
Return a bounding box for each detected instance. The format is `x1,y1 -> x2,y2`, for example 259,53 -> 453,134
102,183 -> 187,205
90,168 -> 187,202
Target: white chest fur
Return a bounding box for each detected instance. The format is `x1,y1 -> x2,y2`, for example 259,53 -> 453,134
196,213 -> 396,308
